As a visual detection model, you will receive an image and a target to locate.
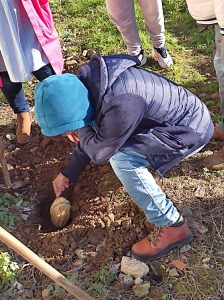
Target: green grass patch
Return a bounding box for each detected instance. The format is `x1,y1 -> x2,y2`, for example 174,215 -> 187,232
0,252 -> 19,291
0,194 -> 23,228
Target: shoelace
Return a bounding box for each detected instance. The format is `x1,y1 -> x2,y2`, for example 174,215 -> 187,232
147,227 -> 166,246
154,47 -> 167,58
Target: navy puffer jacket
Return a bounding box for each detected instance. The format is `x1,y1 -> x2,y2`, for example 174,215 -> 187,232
62,54 -> 214,181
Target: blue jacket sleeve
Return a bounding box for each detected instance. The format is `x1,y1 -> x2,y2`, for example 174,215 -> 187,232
62,94 -> 146,182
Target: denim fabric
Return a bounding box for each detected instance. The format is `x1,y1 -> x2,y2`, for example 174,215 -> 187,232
110,150 -> 180,227
0,64 -> 54,114
214,26 -> 224,129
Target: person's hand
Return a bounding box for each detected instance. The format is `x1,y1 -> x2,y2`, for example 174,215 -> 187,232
53,173 -> 69,197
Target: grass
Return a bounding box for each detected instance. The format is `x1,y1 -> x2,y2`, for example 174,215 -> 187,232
0,252 -> 19,291
0,194 -> 22,228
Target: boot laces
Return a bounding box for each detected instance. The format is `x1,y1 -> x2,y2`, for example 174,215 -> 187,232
147,227 -> 166,247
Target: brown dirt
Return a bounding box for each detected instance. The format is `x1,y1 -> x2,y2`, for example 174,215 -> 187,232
0,115 -> 153,272
1,95 -> 224,299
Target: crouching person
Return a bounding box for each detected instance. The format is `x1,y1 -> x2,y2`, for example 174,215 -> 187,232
34,54 -> 214,261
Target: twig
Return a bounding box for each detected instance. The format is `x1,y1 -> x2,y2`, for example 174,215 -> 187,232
0,137 -> 12,187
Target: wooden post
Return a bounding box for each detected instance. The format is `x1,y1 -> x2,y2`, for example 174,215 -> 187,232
0,137 -> 12,187
0,226 -> 94,300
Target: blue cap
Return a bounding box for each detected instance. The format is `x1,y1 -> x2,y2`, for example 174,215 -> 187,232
34,73 -> 93,136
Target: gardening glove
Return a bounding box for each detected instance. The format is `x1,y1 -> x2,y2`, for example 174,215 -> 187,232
53,172 -> 69,197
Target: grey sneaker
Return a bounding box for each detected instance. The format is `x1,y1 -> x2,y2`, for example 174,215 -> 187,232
154,46 -> 173,68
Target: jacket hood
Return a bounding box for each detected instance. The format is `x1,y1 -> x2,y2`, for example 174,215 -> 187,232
78,53 -> 140,100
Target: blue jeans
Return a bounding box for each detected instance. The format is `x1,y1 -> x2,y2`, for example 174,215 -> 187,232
110,150 -> 180,227
214,25 -> 224,131
0,64 -> 55,114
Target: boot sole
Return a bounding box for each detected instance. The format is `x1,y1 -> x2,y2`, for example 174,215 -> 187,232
132,233 -> 193,262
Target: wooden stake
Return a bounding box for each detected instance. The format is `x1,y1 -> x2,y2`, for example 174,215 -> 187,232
0,226 -> 93,300
0,138 -> 12,187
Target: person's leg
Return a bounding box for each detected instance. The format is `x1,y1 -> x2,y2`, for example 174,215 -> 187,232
105,0 -> 142,56
0,72 -> 31,144
203,27 -> 224,170
32,64 -> 55,82
110,150 -> 192,261
138,0 -> 173,68
214,26 -> 224,138
138,0 -> 165,48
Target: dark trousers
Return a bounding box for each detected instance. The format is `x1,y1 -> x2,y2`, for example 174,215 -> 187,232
0,64 -> 55,114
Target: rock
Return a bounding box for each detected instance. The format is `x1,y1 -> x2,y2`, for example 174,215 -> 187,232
134,277 -> 143,285
121,256 -> 149,278
194,186 -> 206,198
132,282 -> 150,298
50,197 -> 71,228
42,287 -> 52,299
180,244 -> 191,253
119,273 -> 134,288
169,268 -> 179,277
108,213 -> 115,222
110,263 -> 120,275
202,257 -> 210,263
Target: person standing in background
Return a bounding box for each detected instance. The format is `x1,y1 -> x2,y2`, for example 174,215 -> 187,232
105,0 -> 173,68
186,0 -> 224,170
0,0 -> 63,144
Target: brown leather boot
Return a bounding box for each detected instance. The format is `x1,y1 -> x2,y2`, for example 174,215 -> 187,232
203,147 -> 224,170
213,125 -> 224,142
16,112 -> 31,144
132,221 -> 192,261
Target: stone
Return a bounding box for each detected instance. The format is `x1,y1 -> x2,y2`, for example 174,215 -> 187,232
132,282 -> 150,298
180,244 -> 191,253
110,263 -> 120,275
202,257 -> 210,263
121,256 -> 149,278
42,288 -> 52,299
119,273 -> 134,288
50,197 -> 71,228
169,268 -> 179,277
108,213 -> 115,222
134,277 -> 143,285
194,186 -> 206,198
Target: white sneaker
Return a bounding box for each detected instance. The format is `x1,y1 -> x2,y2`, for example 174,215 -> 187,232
135,49 -> 147,66
154,46 -> 173,68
